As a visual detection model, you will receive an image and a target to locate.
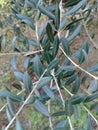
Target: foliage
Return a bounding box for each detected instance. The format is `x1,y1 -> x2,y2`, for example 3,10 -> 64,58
0,0 -> 98,130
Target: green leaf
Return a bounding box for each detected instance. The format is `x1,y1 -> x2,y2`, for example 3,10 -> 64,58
61,37 -> 70,55
52,110 -> 66,117
22,19 -> 35,30
47,58 -> 59,71
37,77 -> 52,89
64,74 -> 76,86
33,55 -> 44,77
59,18 -> 67,30
65,100 -> 73,116
88,63 -> 98,72
23,72 -> 32,92
55,5 -> 60,29
0,91 -> 21,102
24,57 -> 30,69
43,86 -> 54,99
16,119 -> 25,130
7,97 -> 16,115
88,80 -> 98,93
12,83 -> 22,90
72,76 -> 80,94
11,56 -> 17,69
86,116 -> 93,130
12,36 -> 17,50
70,93 -> 85,104
6,107 -> 13,122
54,120 -> 68,130
90,102 -> 98,110
33,99 -> 50,117
63,0 -> 81,8
81,40 -> 89,54
64,0 -> 87,16
46,22 -> 54,42
38,5 -> 55,20
84,92 -> 98,102
52,36 -> 60,58
43,51 -> 53,64
14,71 -> 23,82
67,23 -> 82,41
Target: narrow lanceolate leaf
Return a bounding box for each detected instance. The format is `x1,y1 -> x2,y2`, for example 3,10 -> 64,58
12,83 -> 22,90
24,57 -> 30,69
52,110 -> 66,117
88,80 -> 98,93
59,18 -> 67,30
14,71 -> 24,82
0,91 -> 21,102
88,63 -> 98,72
63,0 -> 81,8
16,119 -> 25,130
47,58 -> 59,71
64,74 -> 76,86
6,107 -> 13,122
23,72 -> 32,92
65,100 -> 73,116
64,0 -> 87,16
84,92 -> 98,102
86,116 -> 93,130
67,24 -> 82,42
38,5 -> 55,20
55,5 -> 60,29
43,86 -> 54,99
61,37 -> 70,55
33,99 -> 50,117
54,120 -> 68,130
11,56 -> 17,69
12,36 -> 17,50
37,77 -> 51,89
52,36 -> 60,58
46,22 -> 54,42
7,97 -> 16,115
72,76 -> 80,94
70,93 -> 85,104
79,49 -> 88,67
33,55 -> 44,77
22,19 -> 35,30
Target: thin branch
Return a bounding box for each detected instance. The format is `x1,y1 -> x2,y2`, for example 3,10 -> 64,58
80,12 -> 98,49
51,70 -> 65,107
82,105 -> 98,125
5,69 -> 47,130
60,46 -> 98,80
48,80 -> 54,130
67,116 -> 74,130
62,86 -> 74,97
0,49 -> 43,57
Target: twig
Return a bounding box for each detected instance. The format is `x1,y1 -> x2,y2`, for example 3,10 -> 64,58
67,116 -> 74,130
80,12 -> 98,49
60,46 -> 98,80
0,49 -> 43,57
82,105 -> 98,125
48,80 -> 54,130
4,69 -> 47,130
51,70 -> 65,107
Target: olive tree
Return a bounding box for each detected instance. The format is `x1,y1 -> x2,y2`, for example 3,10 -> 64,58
0,0 -> 98,129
